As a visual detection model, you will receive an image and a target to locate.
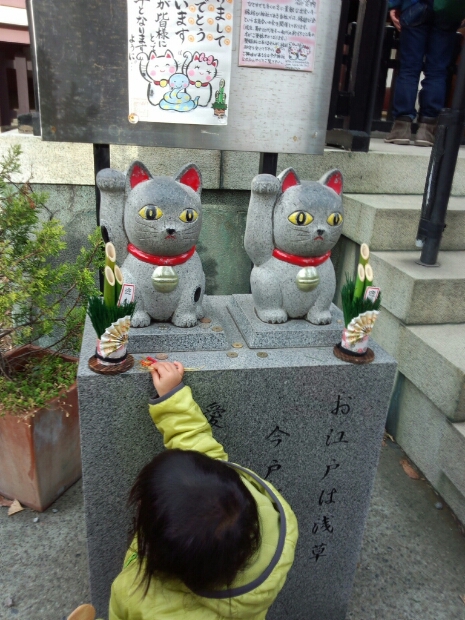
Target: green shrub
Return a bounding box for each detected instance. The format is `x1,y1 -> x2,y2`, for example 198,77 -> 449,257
0,145 -> 104,413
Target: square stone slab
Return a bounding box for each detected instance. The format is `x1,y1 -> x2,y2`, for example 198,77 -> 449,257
228,294 -> 345,349
127,296 -> 228,353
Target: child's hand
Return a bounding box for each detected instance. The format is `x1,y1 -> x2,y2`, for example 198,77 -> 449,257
150,361 -> 184,397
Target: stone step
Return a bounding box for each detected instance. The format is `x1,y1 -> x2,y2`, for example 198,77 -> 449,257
441,421 -> 465,504
278,139 -> 465,196
386,376 -> 465,526
373,313 -> 465,423
370,250 -> 465,324
342,194 -> 465,251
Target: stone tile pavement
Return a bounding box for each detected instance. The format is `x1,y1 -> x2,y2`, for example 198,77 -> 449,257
1,439 -> 464,620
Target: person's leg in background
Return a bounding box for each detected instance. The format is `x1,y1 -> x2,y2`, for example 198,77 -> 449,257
386,4 -> 429,144
415,20 -> 460,145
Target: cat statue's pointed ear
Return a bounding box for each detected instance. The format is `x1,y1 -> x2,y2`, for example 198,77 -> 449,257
126,161 -> 152,191
278,168 -> 301,192
320,169 -> 343,196
175,163 -> 202,195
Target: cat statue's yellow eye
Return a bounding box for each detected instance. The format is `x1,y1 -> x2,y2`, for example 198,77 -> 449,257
288,211 -> 313,226
139,205 -> 163,221
327,213 -> 343,226
179,208 -> 199,223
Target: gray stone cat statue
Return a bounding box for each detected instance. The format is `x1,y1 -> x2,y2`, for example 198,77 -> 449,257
244,167 -> 344,325
96,161 -> 205,328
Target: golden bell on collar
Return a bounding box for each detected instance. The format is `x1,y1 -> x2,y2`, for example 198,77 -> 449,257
296,267 -> 320,292
151,266 -> 179,293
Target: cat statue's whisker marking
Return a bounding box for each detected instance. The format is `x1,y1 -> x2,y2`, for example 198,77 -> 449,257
244,168 -> 344,326
97,161 -> 206,329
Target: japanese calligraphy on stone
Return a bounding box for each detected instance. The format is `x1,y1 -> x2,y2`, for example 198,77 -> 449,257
128,0 -> 234,125
239,0 -> 318,71
311,394 -> 351,564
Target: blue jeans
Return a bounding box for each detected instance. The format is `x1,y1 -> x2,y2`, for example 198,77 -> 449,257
393,3 -> 459,120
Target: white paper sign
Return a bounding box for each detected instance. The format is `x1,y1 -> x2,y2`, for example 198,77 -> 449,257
239,0 -> 318,71
118,283 -> 136,306
128,0 -> 234,125
363,287 -> 380,304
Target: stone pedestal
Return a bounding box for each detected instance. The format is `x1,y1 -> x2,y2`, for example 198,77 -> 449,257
228,294 -> 345,348
77,295 -> 396,619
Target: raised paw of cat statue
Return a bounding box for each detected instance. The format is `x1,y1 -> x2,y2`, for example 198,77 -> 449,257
96,161 -> 205,328
244,167 -> 344,326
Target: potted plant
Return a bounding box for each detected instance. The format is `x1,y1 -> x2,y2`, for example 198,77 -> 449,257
0,145 -> 104,511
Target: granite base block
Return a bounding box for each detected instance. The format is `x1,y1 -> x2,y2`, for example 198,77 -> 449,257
228,294 -> 345,348
77,296 -> 396,620
127,296 -> 228,353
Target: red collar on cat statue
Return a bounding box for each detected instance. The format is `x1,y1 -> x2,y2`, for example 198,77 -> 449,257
127,243 -> 196,266
189,80 -> 210,87
272,248 -> 331,267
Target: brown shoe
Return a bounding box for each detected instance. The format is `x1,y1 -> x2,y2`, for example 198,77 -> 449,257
384,117 -> 412,144
415,117 -> 437,147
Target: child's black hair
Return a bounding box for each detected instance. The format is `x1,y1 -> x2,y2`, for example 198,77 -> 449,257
129,449 -> 261,594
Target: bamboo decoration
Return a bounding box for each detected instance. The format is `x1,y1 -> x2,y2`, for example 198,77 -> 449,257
105,242 -> 116,271
353,263 -> 365,300
104,265 -> 116,308
340,243 -> 381,330
114,265 -> 123,303
359,243 -> 370,267
87,242 -> 136,360
364,264 -> 374,289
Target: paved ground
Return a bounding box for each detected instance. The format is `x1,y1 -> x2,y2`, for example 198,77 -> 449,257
1,438 -> 465,620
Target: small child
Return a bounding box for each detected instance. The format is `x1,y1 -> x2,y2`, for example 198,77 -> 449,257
109,361 -> 298,620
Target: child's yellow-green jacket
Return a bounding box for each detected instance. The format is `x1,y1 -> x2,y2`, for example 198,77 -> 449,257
109,384 -> 298,620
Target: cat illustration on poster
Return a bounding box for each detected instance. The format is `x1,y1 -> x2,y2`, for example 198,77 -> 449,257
182,51 -> 218,107
138,49 -> 178,106
138,48 -> 219,110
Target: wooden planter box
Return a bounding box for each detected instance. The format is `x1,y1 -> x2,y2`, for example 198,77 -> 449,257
0,345 -> 81,512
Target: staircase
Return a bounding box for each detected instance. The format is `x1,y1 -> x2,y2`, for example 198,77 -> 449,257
331,139 -> 465,525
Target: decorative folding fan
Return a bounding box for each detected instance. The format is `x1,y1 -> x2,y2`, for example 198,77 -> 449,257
345,310 -> 379,344
99,316 -> 131,356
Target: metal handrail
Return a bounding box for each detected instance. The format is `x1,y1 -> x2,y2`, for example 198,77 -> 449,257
416,45 -> 465,266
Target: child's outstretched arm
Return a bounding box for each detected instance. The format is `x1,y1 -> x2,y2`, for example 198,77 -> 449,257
149,361 -> 228,460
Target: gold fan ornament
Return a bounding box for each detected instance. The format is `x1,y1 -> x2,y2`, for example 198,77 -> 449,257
97,316 -> 131,358
345,310 -> 379,345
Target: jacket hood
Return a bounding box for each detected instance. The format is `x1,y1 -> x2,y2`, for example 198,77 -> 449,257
163,464 -> 298,618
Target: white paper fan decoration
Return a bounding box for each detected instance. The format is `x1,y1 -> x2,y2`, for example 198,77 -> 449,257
99,316 -> 131,356
346,310 -> 380,344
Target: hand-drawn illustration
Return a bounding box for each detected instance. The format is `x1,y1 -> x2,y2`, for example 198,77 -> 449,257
211,78 -> 227,119
138,49 -> 178,106
159,73 -> 200,111
128,0 -> 233,125
288,42 -> 300,60
183,51 -> 218,107
299,44 -> 311,60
